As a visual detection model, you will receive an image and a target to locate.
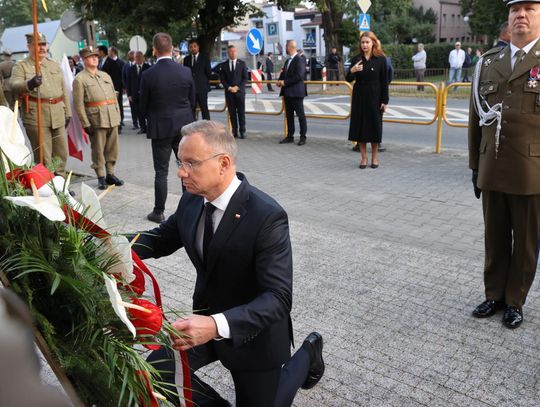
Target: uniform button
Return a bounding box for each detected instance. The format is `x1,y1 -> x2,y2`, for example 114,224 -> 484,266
503,105 -> 510,110
502,120 -> 508,124
506,90 -> 512,95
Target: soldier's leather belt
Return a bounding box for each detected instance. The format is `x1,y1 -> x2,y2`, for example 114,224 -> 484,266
85,99 -> 117,107
28,95 -> 63,104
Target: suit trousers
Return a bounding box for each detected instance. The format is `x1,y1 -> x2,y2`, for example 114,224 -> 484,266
151,135 -> 180,214
117,92 -> 124,125
195,92 -> 210,120
25,125 -> 68,177
146,342 -> 310,407
482,190 -> 540,307
267,72 -> 274,91
133,98 -> 146,130
284,97 -> 307,140
88,127 -> 119,177
225,92 -> 246,136
129,99 -> 138,128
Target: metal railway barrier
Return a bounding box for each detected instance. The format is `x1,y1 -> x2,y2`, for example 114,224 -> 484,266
204,79 -> 470,154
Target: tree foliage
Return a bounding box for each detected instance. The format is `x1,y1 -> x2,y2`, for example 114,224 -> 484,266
460,0 -> 507,43
0,0 -> 70,32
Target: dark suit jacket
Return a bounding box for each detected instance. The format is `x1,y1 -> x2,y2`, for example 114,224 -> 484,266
101,57 -> 123,92
134,174 -> 293,371
219,59 -> 249,94
122,61 -> 132,90
183,53 -> 212,95
139,58 -> 195,140
126,63 -> 150,100
278,54 -> 307,98
265,58 -> 274,74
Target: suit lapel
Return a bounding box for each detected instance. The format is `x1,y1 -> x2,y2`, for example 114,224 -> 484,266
204,179 -> 249,279
509,40 -> 540,82
491,45 -> 511,79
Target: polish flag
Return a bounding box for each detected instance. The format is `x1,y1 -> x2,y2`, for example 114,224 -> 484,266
60,54 -> 88,161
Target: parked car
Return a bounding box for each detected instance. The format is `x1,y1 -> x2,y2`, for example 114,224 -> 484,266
210,60 -> 253,88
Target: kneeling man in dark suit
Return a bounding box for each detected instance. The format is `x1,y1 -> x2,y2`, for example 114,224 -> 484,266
133,120 -> 324,406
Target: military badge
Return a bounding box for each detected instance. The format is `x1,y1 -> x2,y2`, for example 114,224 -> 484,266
528,66 -> 540,88
484,58 -> 492,67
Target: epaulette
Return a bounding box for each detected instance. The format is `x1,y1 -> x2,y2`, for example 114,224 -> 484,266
481,46 -> 505,59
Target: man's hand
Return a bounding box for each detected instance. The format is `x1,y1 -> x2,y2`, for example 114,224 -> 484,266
171,314 -> 219,351
472,170 -> 481,199
276,80 -> 284,87
128,96 -> 133,103
27,75 -> 42,90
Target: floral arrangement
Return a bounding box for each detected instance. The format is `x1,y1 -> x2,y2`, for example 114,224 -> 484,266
0,104 -> 191,407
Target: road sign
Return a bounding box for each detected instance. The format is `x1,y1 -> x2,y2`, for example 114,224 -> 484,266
357,0 -> 372,14
359,14 -> 371,32
266,22 -> 279,41
303,32 -> 316,48
180,41 -> 188,53
96,39 -> 109,48
247,28 -> 264,56
129,35 -> 147,54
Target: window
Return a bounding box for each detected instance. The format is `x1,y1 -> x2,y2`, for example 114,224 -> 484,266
254,20 -> 263,29
286,20 -> 293,31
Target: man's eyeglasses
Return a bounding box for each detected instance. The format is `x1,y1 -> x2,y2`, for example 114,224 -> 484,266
176,153 -> 224,171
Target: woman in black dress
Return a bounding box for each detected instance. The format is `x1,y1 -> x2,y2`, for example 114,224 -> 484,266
346,31 -> 389,169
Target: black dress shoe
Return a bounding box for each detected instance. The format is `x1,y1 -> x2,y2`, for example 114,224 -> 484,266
279,137 -> 293,144
378,144 -> 386,152
301,332 -> 324,390
503,306 -> 523,329
352,144 -> 359,152
472,300 -> 504,318
147,211 -> 165,223
106,174 -> 124,186
239,133 -> 246,139
297,138 -> 306,146
137,129 -> 146,134
131,126 -> 139,130
97,177 -> 107,190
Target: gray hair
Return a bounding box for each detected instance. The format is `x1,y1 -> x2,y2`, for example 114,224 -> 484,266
181,120 -> 238,161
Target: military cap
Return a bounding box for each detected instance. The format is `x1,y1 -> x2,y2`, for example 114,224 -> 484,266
79,46 -> 99,58
505,0 -> 540,5
25,32 -> 47,44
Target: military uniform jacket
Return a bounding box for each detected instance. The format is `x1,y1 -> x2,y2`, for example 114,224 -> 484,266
468,39 -> 540,195
10,57 -> 71,128
0,60 -> 14,92
72,69 -> 120,129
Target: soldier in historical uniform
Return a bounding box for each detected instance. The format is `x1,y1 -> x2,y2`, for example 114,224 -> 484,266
73,47 -> 124,190
469,0 -> 540,329
0,50 -> 15,109
0,77 -> 7,107
10,33 -> 71,176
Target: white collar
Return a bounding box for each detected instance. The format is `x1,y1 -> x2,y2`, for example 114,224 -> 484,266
510,37 -> 540,57
229,59 -> 237,63
156,56 -> 172,62
204,175 -> 241,212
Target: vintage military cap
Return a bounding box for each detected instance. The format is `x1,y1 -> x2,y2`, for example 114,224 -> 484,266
25,32 -> 47,44
79,46 -> 99,59
505,0 -> 540,5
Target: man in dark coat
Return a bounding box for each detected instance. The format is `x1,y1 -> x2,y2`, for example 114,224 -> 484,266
127,51 -> 150,134
469,0 -> 540,329
325,47 -> 340,81
98,45 -> 125,131
183,39 -> 212,120
265,52 -> 275,91
220,45 -> 249,139
277,40 -> 308,146
133,120 -> 325,407
139,32 -> 195,223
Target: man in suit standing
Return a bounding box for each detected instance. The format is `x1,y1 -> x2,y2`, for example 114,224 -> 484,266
277,40 -> 308,146
184,39 -> 212,120
139,32 -> 195,223
265,52 -> 275,91
122,50 -> 137,129
133,120 -> 325,407
469,0 -> 540,329
98,45 -> 125,132
127,51 -> 150,134
220,45 -> 249,139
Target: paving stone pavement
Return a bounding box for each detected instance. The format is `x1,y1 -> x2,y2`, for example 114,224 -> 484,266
61,128 -> 540,406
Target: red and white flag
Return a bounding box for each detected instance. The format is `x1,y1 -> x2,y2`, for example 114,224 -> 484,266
60,54 -> 88,161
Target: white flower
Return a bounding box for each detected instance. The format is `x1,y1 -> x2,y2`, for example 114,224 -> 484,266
104,235 -> 136,284
80,182 -> 107,229
4,179 -> 65,222
103,273 -> 137,338
0,105 -> 32,169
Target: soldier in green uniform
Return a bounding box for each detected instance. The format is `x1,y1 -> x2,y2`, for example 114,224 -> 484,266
10,33 -> 71,176
469,0 -> 540,329
73,47 -> 124,190
0,77 -> 7,107
0,50 -> 15,109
